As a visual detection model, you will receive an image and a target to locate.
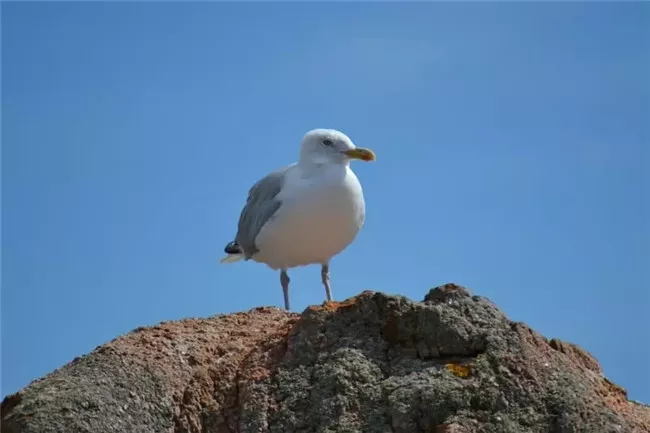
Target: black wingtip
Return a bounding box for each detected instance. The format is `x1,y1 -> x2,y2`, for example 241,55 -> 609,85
224,241 -> 243,255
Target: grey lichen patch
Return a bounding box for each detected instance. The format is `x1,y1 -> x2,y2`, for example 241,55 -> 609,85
2,352 -> 174,433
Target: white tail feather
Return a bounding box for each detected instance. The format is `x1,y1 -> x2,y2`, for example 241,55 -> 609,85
220,254 -> 244,264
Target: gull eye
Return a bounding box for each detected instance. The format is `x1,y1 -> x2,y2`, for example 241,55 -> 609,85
322,138 -> 334,147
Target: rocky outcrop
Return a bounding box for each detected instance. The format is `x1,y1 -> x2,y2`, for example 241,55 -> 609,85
2,284 -> 649,433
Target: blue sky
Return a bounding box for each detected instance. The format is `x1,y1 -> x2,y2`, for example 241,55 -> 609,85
2,2 -> 648,402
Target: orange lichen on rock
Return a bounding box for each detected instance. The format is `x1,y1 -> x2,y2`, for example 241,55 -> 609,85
445,363 -> 472,378
307,291 -> 375,313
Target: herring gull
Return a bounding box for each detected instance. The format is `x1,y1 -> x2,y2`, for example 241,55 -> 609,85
220,128 -> 376,310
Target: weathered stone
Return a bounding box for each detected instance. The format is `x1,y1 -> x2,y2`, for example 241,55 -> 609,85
2,285 -> 649,433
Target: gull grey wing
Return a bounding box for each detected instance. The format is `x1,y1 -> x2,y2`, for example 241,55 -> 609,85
235,167 -> 290,258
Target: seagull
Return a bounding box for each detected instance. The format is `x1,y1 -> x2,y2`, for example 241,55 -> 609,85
220,128 -> 376,310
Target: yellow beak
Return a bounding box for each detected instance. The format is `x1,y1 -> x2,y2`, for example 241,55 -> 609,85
343,147 -> 376,162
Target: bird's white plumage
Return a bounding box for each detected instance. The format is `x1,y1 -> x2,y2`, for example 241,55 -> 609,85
253,161 -> 366,269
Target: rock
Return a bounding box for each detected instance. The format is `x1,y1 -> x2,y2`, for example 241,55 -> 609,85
2,284 -> 649,433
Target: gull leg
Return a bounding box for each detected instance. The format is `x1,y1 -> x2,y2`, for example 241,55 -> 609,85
321,263 -> 332,302
280,269 -> 291,310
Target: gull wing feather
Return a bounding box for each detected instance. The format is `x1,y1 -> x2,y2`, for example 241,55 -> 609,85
235,165 -> 293,258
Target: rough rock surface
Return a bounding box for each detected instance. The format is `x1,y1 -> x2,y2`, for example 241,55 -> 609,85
3,284 -> 649,433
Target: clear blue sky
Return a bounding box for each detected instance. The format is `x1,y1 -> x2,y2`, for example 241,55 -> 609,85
2,2 -> 648,402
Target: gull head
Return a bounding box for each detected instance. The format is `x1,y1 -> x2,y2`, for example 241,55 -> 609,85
299,129 -> 376,166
